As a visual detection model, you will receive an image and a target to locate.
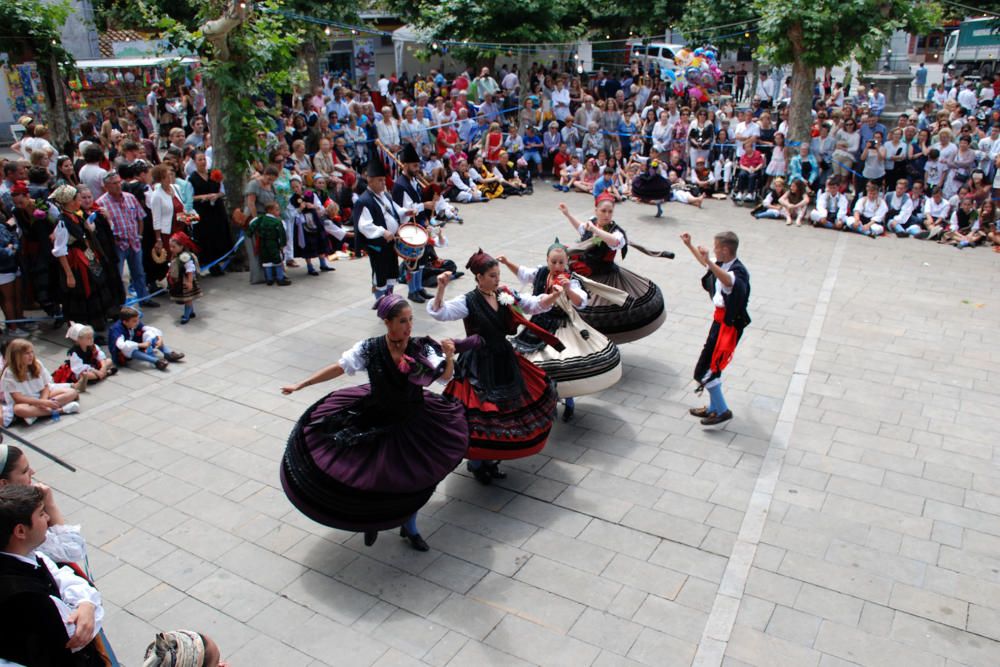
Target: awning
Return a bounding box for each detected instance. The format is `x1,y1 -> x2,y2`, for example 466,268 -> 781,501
73,56 -> 199,70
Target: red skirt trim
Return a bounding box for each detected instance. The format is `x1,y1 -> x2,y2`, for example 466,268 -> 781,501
710,307 -> 738,374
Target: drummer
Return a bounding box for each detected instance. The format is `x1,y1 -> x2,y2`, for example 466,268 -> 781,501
352,157 -> 415,301
393,144 -> 440,304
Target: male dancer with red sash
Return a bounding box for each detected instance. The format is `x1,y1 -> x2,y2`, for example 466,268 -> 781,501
681,230 -> 751,426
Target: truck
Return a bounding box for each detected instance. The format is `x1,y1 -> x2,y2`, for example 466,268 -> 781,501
943,17 -> 1000,78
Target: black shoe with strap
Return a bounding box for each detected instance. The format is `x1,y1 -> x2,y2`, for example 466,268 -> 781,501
700,410 -> 733,426
364,530 -> 378,547
399,526 -> 430,551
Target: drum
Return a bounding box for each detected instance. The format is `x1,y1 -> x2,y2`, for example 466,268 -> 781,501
395,223 -> 428,263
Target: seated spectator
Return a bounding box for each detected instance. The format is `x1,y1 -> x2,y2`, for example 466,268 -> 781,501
555,154 -> 582,192
143,629 -> 229,667
810,176 -> 850,229
492,151 -> 529,196
943,195 -> 986,247
592,166 -> 622,202
788,143 -> 820,191
908,181 -> 927,228
688,156 -> 718,195
522,126 -> 544,179
733,140 -> 765,202
847,181 -> 887,237
710,129 -> 735,193
922,186 -> 952,240
667,171 -> 705,208
108,306 -> 184,371
571,157 -> 601,194
446,159 -> 486,203
473,154 -> 504,199
542,123 -> 562,175
582,122 -> 604,160
0,444 -> 87,564
752,177 -> 788,219
52,323 -> 116,388
884,178 -> 921,236
0,485 -> 104,665
1,339 -> 80,426
778,178 -> 810,226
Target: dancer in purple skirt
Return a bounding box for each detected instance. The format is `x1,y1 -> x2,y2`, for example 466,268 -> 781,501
279,294 -> 469,551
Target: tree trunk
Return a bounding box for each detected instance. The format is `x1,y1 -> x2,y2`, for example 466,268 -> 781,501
300,39 -> 322,91
749,59 -> 760,104
786,22 -> 815,147
40,53 -> 72,154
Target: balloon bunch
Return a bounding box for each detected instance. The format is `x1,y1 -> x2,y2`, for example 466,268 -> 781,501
666,46 -> 723,103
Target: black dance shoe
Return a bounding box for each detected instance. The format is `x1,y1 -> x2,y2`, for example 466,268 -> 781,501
399,526 -> 430,552
700,410 -> 733,426
470,463 -> 493,485
419,289 -> 434,299
364,530 -> 378,547
485,461 -> 507,480
407,292 -> 426,304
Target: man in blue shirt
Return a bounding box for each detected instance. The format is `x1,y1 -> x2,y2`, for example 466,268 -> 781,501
522,126 -> 544,180
870,85 -> 886,116
914,62 -> 928,100
859,114 -> 887,148
592,166 -> 622,201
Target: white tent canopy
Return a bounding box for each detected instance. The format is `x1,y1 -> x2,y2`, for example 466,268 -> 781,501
391,25 -> 432,77
74,56 -> 199,70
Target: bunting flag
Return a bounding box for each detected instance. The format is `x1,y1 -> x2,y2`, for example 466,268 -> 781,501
376,143 -> 398,188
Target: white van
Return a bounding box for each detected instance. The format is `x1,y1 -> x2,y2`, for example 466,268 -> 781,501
628,42 -> 687,74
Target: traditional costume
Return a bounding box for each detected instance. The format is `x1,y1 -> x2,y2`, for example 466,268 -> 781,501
49,186 -> 120,331
352,158 -> 410,298
281,295 -> 468,542
693,254 -> 751,424
631,161 -> 671,201
569,197 -> 670,344
510,242 -> 624,399
427,251 -> 559,469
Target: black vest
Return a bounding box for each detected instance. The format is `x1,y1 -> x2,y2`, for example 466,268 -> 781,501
392,177 -> 430,225
351,189 -> 399,251
0,553 -> 99,666
701,258 -> 752,330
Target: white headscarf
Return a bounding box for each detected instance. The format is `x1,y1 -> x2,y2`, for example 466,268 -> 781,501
143,630 -> 205,667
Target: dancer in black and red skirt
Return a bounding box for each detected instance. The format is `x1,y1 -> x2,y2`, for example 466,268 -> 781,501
680,230 -> 751,427
560,195 -> 672,344
427,250 -> 563,484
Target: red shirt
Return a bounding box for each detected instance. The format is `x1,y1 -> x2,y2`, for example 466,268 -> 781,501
437,126 -> 458,156
740,151 -> 764,169
553,152 -> 569,176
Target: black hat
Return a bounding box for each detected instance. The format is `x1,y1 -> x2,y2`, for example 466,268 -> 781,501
367,156 -> 388,178
400,143 -> 420,164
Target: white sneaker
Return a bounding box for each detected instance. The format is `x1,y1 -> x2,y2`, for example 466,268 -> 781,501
61,401 -> 80,415
23,417 -> 37,426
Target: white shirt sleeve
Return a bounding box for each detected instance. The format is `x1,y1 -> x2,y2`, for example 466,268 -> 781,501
39,525 -> 88,564
356,206 -> 383,240
427,295 -> 470,321
568,278 -> 589,309
449,171 -> 473,193
337,340 -> 368,375
51,221 -> 69,258
516,265 -> 540,284
39,552 -> 104,645
516,292 -> 551,315
68,351 -> 93,376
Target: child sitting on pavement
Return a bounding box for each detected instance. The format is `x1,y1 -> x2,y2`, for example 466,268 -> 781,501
52,322 -> 116,388
108,306 -> 184,371
1,339 -> 80,425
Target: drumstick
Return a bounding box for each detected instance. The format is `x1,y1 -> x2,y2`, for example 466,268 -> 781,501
375,139 -> 432,189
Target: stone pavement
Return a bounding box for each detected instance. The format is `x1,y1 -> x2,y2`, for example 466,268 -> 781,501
12,187 -> 1000,666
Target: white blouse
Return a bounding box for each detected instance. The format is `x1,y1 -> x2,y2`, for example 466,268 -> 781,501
427,290 -> 549,321
338,339 -> 448,384
516,265 -> 588,309
577,222 -> 625,251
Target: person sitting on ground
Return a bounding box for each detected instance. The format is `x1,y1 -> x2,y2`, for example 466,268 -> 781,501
846,181 -> 888,237
555,154 -> 582,192
778,178 -> 810,226
752,177 -> 788,219
943,195 -> 985,247
667,171 -> 705,208
446,159 -> 486,203
108,306 -> 184,371
571,157 -> 601,194
922,186 -> 952,240
688,156 -> 718,196
884,178 -> 920,237
52,322 -> 116,388
592,166 -> 623,202
143,629 -> 230,667
810,176 -> 850,229
0,485 -> 104,665
1,339 -> 80,426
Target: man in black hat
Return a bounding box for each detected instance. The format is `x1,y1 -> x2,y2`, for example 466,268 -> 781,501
351,156 -> 414,300
391,143 -> 441,303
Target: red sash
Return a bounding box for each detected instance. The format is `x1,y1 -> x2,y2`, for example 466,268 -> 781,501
66,248 -> 92,297
710,307 -> 738,374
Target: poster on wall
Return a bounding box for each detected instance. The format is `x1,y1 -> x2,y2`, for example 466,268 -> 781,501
3,61 -> 46,120
354,39 -> 376,84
